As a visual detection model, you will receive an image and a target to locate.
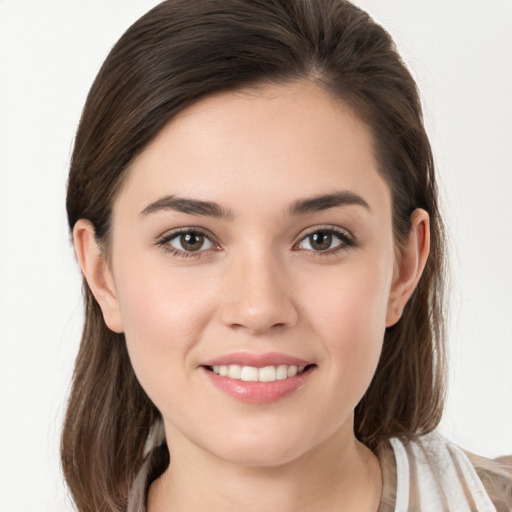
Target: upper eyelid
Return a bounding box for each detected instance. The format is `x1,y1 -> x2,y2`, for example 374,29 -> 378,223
157,226 -> 218,243
296,225 -> 354,241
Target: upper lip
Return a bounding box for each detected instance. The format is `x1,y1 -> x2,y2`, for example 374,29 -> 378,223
201,352 -> 313,368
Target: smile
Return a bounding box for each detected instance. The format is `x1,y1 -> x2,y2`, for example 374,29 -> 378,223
201,353 -> 316,403
208,364 -> 308,382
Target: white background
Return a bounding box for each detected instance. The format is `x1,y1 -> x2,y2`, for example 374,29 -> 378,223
0,1 -> 511,511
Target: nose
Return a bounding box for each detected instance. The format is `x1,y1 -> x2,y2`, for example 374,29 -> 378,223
219,249 -> 298,334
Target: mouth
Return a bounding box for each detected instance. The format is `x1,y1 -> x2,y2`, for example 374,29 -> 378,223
200,354 -> 317,403
204,363 -> 315,382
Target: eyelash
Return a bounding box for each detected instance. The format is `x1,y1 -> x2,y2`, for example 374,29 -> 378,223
156,226 -> 357,259
293,226 -> 357,256
156,228 -> 220,259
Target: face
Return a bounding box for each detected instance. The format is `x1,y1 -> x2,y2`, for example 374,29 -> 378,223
82,82 -> 414,467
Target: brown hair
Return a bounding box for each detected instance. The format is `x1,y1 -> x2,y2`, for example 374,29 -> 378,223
63,0 -> 446,510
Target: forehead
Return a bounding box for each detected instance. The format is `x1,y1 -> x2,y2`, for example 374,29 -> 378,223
115,82 -> 391,220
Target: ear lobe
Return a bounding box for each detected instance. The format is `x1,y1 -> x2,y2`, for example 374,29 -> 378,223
386,208 -> 430,327
73,219 -> 124,333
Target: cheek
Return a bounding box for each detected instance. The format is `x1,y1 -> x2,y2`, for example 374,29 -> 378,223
299,250 -> 394,385
112,259 -> 217,392
304,255 -> 392,338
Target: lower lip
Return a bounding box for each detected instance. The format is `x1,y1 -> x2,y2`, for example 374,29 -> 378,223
201,366 -> 314,404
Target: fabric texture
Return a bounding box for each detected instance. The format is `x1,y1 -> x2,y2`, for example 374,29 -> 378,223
377,431 -> 506,511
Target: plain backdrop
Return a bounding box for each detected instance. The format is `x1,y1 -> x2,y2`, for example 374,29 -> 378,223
0,1 -> 511,511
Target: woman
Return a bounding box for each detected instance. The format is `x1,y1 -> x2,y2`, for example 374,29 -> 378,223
62,0 -> 511,510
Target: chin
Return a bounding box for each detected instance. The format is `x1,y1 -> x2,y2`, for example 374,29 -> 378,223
211,442 -> 305,468
196,421 -> 330,469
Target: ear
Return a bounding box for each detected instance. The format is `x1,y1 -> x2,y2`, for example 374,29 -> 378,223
386,208 -> 430,327
73,219 -> 124,333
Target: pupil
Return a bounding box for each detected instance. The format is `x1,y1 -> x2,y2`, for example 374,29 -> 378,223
181,233 -> 203,251
311,232 -> 332,251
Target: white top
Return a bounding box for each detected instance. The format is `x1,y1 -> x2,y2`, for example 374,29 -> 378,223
379,431 -> 499,511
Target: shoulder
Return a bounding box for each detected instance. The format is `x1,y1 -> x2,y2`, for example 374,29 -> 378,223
465,450 -> 512,511
388,431 -> 512,511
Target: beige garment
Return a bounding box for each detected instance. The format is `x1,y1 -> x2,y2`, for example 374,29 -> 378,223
129,432 -> 512,511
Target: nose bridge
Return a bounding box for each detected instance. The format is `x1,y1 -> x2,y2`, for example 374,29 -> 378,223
220,242 -> 297,333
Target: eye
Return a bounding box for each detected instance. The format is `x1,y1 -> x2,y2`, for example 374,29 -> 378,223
169,231 -> 213,252
157,229 -> 218,257
295,228 -> 354,253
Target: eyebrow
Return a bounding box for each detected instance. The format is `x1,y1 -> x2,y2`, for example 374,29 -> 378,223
289,191 -> 370,215
139,190 -> 370,220
139,195 -> 234,220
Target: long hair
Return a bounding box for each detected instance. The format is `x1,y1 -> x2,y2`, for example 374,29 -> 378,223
63,1 -> 447,510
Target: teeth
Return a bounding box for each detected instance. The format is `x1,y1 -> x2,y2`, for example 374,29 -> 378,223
258,366 -> 276,382
210,364 -> 308,382
228,364 -> 241,379
241,366 -> 259,381
276,365 -> 288,380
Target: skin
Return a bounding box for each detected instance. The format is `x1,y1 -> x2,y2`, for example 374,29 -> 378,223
74,82 -> 429,512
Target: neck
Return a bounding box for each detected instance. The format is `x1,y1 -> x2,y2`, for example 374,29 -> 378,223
148,421 -> 382,512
